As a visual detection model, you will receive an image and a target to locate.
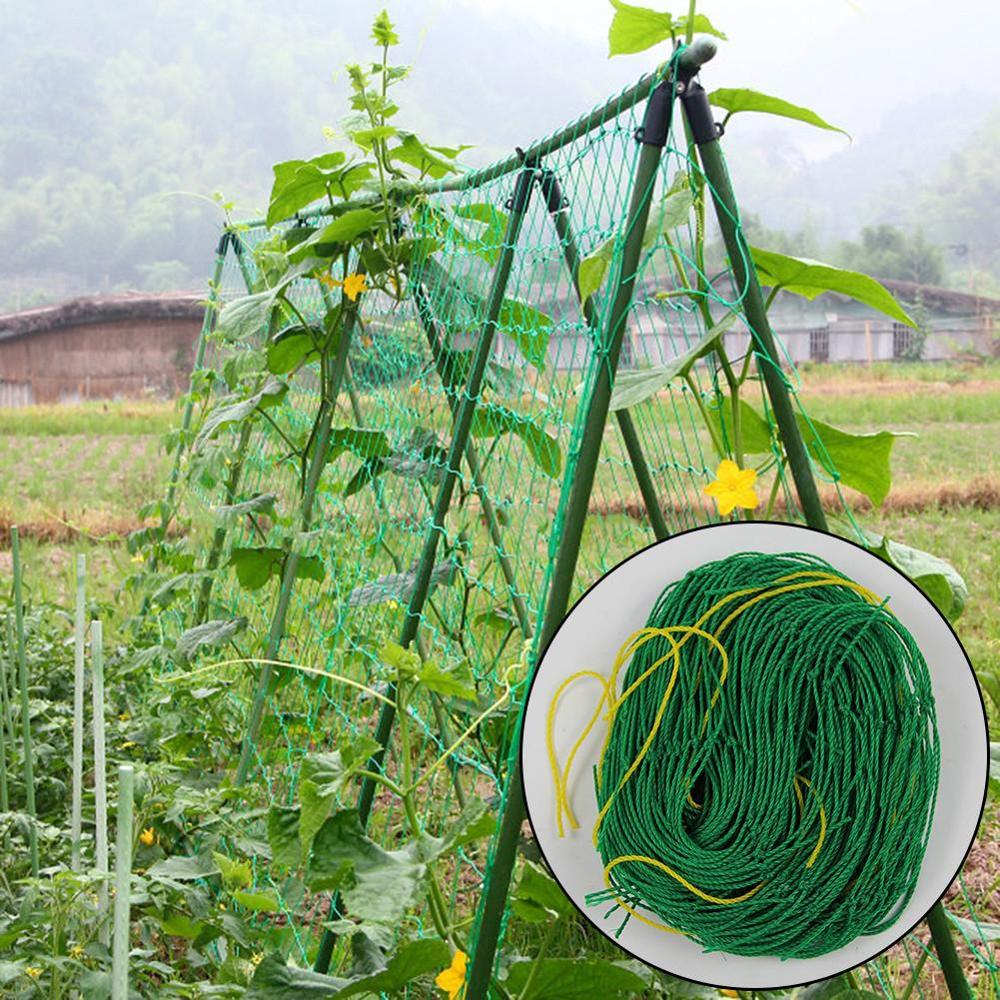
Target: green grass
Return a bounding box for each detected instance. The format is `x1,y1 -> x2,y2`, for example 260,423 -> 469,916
0,398 -> 176,436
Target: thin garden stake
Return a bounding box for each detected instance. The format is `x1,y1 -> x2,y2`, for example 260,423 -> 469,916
71,553 -> 86,872
465,63 -> 683,999
11,526 -> 38,877
92,619 -> 110,945
112,764 -> 135,1000
2,614 -> 17,750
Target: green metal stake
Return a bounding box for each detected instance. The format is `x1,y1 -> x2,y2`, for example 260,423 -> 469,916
71,554 -> 86,871
11,526 -> 38,877
235,307 -> 355,785
1,615 -> 15,759
538,167 -> 670,542
926,901 -> 973,1000
678,81 -> 826,530
111,764 -> 135,1000
92,619 -> 110,946
465,72 -> 679,1000
681,72 -> 973,1000
314,166 -> 537,976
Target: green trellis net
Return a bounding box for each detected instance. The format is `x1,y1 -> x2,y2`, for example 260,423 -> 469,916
151,60 -> 996,998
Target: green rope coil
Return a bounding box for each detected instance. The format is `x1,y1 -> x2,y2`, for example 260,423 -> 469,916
586,551 -> 940,958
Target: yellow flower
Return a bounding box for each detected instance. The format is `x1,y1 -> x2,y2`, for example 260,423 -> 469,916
435,949 -> 467,999
720,991 -> 740,998
387,599 -> 399,611
119,740 -> 137,750
26,966 -> 42,979
341,272 -> 368,302
318,272 -> 338,290
704,459 -> 759,517
69,944 -> 85,959
250,952 -> 264,967
140,827 -> 156,846
130,552 -> 144,564
118,712 -> 131,722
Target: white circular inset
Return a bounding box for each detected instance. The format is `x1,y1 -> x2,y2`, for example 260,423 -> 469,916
521,522 -> 988,989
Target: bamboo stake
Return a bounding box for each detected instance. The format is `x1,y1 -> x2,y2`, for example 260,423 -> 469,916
71,554 -> 86,871
111,764 -> 134,1000
11,526 -> 38,876
91,620 -> 109,944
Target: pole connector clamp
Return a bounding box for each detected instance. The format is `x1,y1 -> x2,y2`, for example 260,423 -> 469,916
679,81 -> 720,146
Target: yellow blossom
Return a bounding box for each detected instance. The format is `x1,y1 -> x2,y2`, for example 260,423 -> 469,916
318,272 -> 338,290
140,827 -> 156,846
435,949 -> 467,999
704,459 -> 759,517
361,335 -> 374,348
130,552 -> 144,564
69,944 -> 85,959
341,272 -> 368,301
720,991 -> 739,998
118,712 -> 131,722
119,740 -> 137,750
26,966 -> 42,979
387,599 -> 399,611
250,952 -> 265,967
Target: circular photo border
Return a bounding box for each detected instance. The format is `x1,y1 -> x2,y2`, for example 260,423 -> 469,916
520,521 -> 989,990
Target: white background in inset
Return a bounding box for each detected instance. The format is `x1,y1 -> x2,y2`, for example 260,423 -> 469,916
521,521 -> 988,989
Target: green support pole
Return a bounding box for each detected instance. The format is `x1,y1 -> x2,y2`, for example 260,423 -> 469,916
678,81 -> 826,531
10,526 -> 38,877
464,74 -> 678,1000
92,619 -> 110,945
926,902 -> 973,1000
314,165 -> 537,975
538,168 -> 670,542
71,554 -> 86,872
235,305 -> 355,785
111,764 -> 135,1000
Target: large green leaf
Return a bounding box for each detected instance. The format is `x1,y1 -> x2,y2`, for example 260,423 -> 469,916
497,297 -> 552,370
607,1 -> 673,56
215,493 -> 277,519
308,810 -> 426,947
267,327 -> 318,375
290,208 -> 383,261
750,247 -> 915,326
709,88 -> 847,136
706,396 -> 775,455
217,289 -> 278,342
860,531 -> 969,621
797,416 -> 906,507
609,312 -> 738,411
505,958 -> 648,999
229,547 -> 325,591
196,377 -> 288,447
247,952 -> 349,998
267,805 -> 301,869
471,404 -> 561,478
977,670 -> 1000,711
578,242 -> 615,304
175,617 -> 247,660
948,909 -> 1000,944
512,860 -> 573,923
333,938 -> 450,999
147,854 -> 219,883
347,558 -> 458,607
233,889 -> 280,913
328,427 -> 392,462
267,152 -> 348,228
416,659 -> 476,701
390,133 -> 465,179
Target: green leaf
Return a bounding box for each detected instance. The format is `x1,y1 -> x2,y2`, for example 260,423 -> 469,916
750,247 -> 914,326
416,660 -> 476,701
860,531 -> 969,621
147,853 -> 220,882
512,860 -> 573,923
505,958 -> 648,999
674,13 -> 727,39
347,558 -> 458,607
989,743 -> 1000,800
267,328 -> 318,375
796,416 -> 907,507
371,9 -> 400,46
437,797 -> 496,854
158,911 -> 206,940
609,312 -> 738,410
334,938 -> 450,999
196,377 -> 288,447
215,493 -> 277,518
497,298 -> 553,370
267,152 -> 348,228
608,0 -> 673,56
471,404 -> 561,478
267,806 -> 301,869
217,289 -> 278,342
707,396 -> 775,455
977,670 -> 1000,711
308,810 -> 426,946
390,133 -> 462,179
329,427 -> 393,462
709,88 -> 847,136
175,617 -> 247,660
229,547 -> 284,590
212,851 -> 252,889
348,124 -> 398,150
291,208 -> 382,261
948,908 -> 1000,944
454,203 -> 509,265
247,952 -> 349,998
233,889 -> 280,913
578,243 -> 615,304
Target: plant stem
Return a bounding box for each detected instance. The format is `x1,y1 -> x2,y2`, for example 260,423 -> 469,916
684,372 -> 726,459
685,0 -> 697,43
516,918 -> 559,1000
